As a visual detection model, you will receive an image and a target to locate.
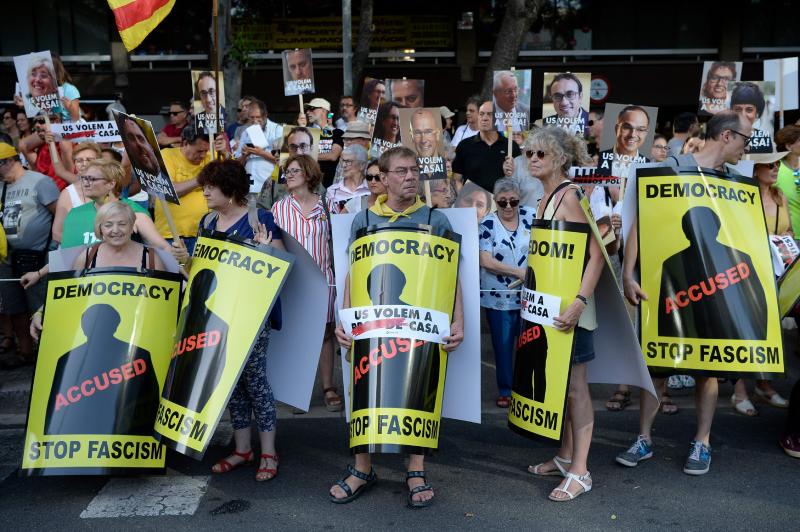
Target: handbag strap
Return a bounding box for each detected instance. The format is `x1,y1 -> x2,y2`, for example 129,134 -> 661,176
320,195 -> 335,272
775,202 -> 780,235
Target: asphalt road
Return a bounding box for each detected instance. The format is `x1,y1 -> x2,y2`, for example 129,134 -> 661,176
0,329 -> 798,531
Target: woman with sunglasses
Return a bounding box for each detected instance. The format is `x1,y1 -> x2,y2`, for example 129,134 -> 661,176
478,178 -> 534,408
523,127 -> 603,502
342,159 -> 385,213
728,153 -> 792,417
272,155 -> 343,412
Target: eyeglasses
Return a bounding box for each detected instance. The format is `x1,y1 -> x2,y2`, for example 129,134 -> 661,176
499,88 -> 518,96
729,129 -> 752,146
618,123 -> 648,134
496,198 -> 520,209
285,167 -> 304,176
168,111 -> 185,116
365,172 -> 381,181
74,157 -> 97,165
0,158 -> 13,167
80,176 -> 108,184
199,89 -> 216,98
289,143 -> 311,152
524,149 -> 547,159
759,161 -> 780,170
412,129 -> 437,138
387,166 -> 420,177
341,159 -> 355,166
708,75 -> 732,84
552,91 -> 579,102
34,118 -> 46,125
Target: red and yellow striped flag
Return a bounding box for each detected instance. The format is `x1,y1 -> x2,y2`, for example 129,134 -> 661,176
108,0 -> 176,52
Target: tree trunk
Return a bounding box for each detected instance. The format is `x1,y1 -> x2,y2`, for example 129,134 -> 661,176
480,0 -> 544,97
351,0 -> 374,96
218,0 -> 241,116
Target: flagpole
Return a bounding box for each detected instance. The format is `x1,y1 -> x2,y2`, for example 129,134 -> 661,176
212,0 -> 221,158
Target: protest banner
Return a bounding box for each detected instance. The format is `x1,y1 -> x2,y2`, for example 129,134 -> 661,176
727,81 -> 776,154
386,79 -> 425,108
698,61 -> 743,116
569,166 -> 621,187
636,167 -> 783,377
155,232 -> 293,458
21,268 -> 182,475
509,220 -> 589,442
542,72 -> 591,137
596,103 -> 658,181
282,48 -> 315,97
399,107 -> 446,180
357,77 -> 385,132
341,223 -> 460,453
191,70 -> 226,135
770,234 -> 799,276
51,121 -> 121,143
493,69 -> 531,133
778,256 -> 800,317
13,51 -> 61,118
764,57 -> 799,128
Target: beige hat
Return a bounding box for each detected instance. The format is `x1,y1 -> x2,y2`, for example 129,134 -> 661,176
342,121 -> 371,139
304,98 -> 331,112
745,151 -> 789,164
439,106 -> 455,119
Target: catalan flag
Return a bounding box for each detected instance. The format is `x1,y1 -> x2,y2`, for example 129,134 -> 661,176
108,0 -> 176,52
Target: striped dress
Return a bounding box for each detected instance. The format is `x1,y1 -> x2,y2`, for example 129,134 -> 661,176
271,194 -> 337,323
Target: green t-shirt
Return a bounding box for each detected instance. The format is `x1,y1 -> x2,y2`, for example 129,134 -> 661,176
60,199 -> 149,248
775,161 -> 800,234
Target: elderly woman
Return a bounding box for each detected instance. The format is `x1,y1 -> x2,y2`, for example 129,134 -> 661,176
272,155 -> 342,412
479,178 -> 534,408
29,201 -> 166,340
172,160 -> 285,481
524,127 -> 603,502
327,145 -> 370,210
342,159 -> 385,213
731,154 -> 791,416
21,158 -> 167,289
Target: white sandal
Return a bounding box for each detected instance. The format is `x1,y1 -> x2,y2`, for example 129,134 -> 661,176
548,471 -> 592,502
731,394 -> 758,417
528,455 -> 571,477
754,387 -> 789,408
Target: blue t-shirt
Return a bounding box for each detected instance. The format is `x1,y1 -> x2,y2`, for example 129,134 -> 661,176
198,208 -> 284,328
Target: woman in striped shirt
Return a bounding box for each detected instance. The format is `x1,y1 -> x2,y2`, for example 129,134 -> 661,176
271,154 -> 343,411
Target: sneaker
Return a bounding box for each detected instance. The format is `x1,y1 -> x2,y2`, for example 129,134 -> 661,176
667,375 -> 683,389
615,435 -> 653,467
779,434 -> 800,458
680,375 -> 696,388
683,441 -> 711,475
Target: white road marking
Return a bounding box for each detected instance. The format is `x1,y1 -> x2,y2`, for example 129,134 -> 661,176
80,473 -> 210,518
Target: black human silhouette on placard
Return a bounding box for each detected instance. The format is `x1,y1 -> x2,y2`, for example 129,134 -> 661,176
367,263 -> 411,306
658,206 -> 768,340
513,267 -> 550,402
163,269 -> 229,413
45,304 -> 159,435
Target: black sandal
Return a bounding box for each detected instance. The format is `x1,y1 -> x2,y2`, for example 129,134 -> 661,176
606,390 -> 631,411
406,470 -> 434,508
329,465 -> 377,504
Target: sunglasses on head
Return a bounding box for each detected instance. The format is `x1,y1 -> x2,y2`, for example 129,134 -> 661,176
524,149 -> 547,159
496,198 -> 520,208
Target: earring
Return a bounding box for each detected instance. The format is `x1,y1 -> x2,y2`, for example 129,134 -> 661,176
228,198 -> 233,205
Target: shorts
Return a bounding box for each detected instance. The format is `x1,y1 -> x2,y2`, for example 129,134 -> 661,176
572,326 -> 596,364
0,261 -> 46,315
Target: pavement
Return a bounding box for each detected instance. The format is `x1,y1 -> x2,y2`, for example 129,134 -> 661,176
0,328 -> 798,531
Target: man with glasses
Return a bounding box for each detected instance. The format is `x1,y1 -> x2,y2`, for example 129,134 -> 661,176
492,71 -> 529,132
305,98 -> 344,187
650,134 -> 669,162
330,146 -> 464,507
235,99 -> 283,208
544,73 -> 590,137
335,96 -> 357,131
0,141 -> 58,368
618,110 -> 753,477
452,100 -> 519,193
598,105 -> 651,180
409,108 -> 446,181
157,100 -> 189,148
700,62 -> 738,116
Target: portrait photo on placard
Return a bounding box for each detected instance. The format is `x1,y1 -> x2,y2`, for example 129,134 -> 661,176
728,81 -> 776,153
191,70 -> 226,133
698,61 -> 743,116
492,69 -> 532,132
596,103 -> 658,178
282,48 -> 315,96
455,180 -> 495,223
13,51 -> 61,117
385,78 -> 425,108
542,72 -> 591,137
357,77 -> 386,129
371,100 -> 403,157
399,107 -> 446,180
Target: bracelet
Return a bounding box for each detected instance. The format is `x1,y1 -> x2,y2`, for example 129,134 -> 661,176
575,294 -> 588,305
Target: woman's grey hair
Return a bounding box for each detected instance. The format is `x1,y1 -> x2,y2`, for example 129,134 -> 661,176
343,144 -> 368,164
493,177 -> 520,197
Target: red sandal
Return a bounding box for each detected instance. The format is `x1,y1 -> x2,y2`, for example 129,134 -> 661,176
211,450 -> 254,474
256,453 -> 279,482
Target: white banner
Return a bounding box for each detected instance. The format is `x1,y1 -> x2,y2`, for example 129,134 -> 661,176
520,288 -> 561,327
51,121 -> 121,143
338,304 -> 450,344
